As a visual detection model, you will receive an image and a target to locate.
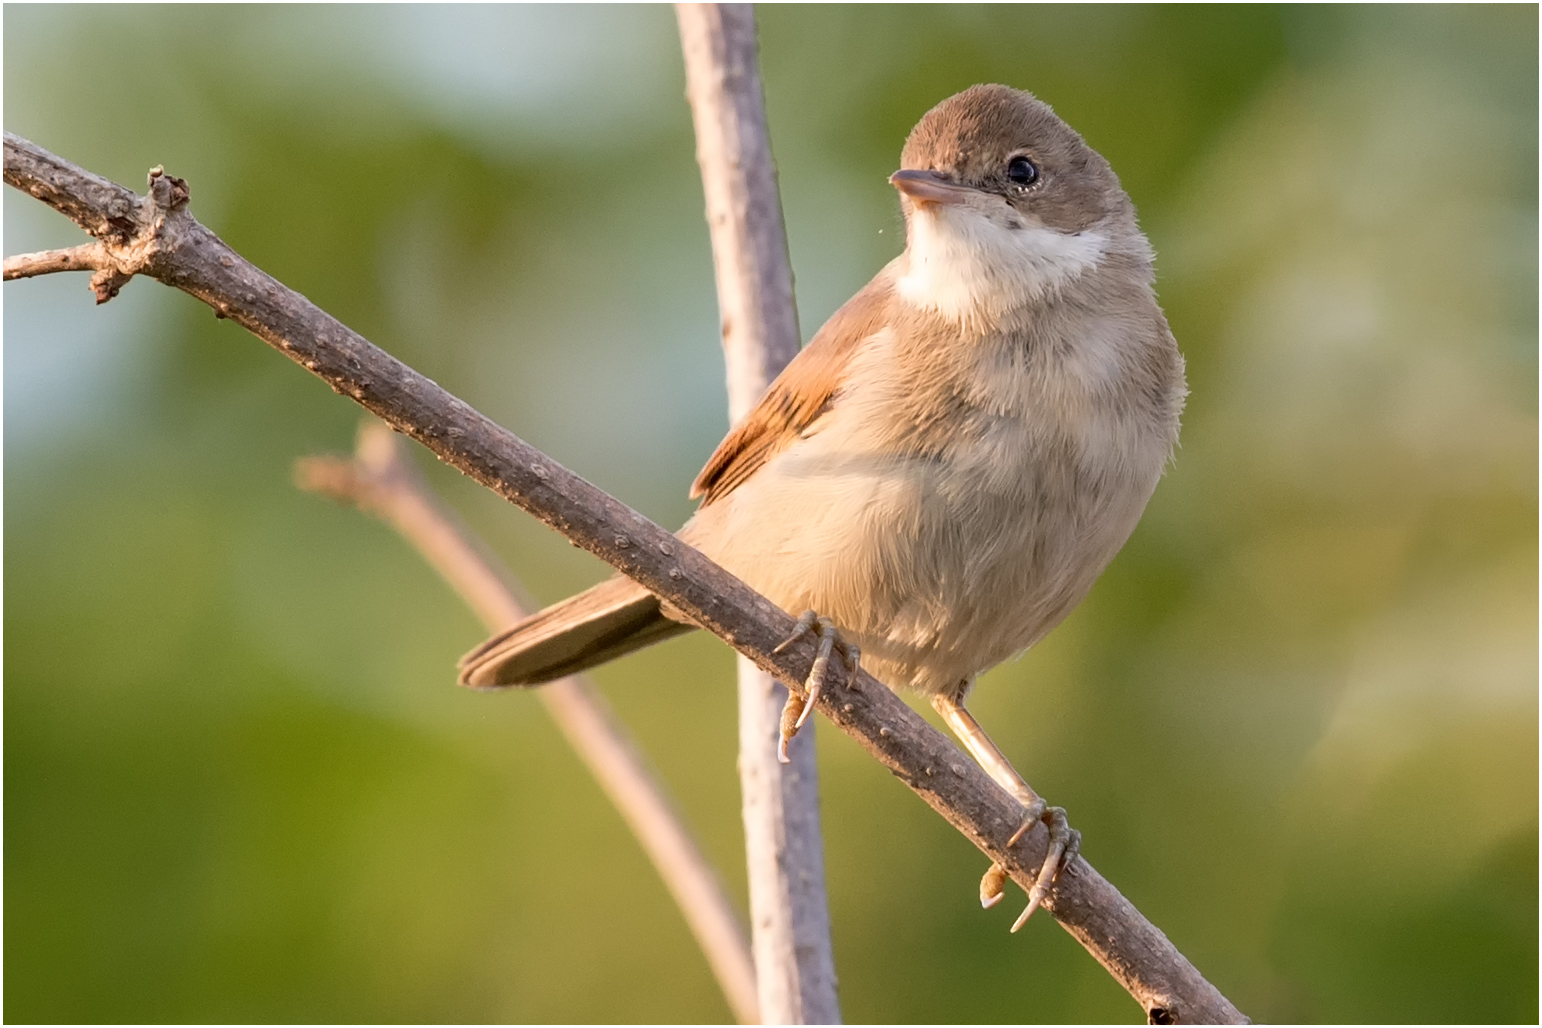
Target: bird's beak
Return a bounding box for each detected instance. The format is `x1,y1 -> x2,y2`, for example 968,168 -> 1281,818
889,169 -> 977,206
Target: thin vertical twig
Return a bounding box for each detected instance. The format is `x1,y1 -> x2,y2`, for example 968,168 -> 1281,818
295,422 -> 760,1025
676,4 -> 841,1024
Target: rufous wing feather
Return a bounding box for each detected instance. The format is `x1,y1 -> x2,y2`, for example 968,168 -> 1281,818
690,276 -> 895,505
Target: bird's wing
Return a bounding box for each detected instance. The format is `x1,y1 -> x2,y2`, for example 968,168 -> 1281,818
691,274 -> 897,506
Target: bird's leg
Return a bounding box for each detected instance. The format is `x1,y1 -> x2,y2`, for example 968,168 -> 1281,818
931,693 -> 1081,931
772,611 -> 861,763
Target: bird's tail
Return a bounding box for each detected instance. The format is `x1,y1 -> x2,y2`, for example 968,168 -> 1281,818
457,575 -> 694,688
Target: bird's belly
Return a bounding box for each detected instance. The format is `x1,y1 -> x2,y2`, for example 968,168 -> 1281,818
687,414 -> 1160,696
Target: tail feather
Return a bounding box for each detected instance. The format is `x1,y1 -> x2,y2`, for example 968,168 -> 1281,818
458,575 -> 694,688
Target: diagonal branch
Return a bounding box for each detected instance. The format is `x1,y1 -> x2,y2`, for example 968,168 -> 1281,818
3,132 -> 1248,1025
295,421 -> 759,1025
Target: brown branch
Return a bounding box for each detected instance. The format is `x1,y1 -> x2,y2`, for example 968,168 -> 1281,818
3,242 -> 106,280
677,3 -> 802,394
676,5 -> 838,1024
3,132 -> 1248,1025
295,421 -> 759,1024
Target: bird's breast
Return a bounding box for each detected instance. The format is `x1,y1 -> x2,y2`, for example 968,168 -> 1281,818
693,309 -> 1179,694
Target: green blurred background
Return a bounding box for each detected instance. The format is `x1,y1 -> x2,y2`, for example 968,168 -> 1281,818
5,5 -> 1536,1023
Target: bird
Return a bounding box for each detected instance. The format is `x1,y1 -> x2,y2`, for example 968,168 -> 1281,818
458,84 -> 1186,930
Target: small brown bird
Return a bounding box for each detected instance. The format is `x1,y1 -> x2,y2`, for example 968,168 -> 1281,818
460,85 -> 1185,928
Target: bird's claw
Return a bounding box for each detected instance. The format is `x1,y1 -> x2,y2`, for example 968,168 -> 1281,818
979,862 -> 1010,909
774,611 -> 860,763
1005,805 -> 1080,932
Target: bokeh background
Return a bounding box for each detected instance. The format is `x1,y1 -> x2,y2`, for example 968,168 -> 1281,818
5,5 -> 1536,1023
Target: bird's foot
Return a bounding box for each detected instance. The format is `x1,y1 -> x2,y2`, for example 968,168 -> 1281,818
978,802 -> 1082,931
772,610 -> 860,763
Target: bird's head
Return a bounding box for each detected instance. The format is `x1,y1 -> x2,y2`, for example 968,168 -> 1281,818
890,85 -> 1143,323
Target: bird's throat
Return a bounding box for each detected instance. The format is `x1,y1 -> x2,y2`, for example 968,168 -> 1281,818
895,206 -> 1109,325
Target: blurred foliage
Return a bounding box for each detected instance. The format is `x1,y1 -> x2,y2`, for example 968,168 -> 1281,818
5,5 -> 1536,1023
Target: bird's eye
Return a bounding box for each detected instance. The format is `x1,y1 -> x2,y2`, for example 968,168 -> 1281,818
1007,156 -> 1038,186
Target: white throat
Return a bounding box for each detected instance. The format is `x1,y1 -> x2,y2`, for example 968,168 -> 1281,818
895,205 -> 1109,325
